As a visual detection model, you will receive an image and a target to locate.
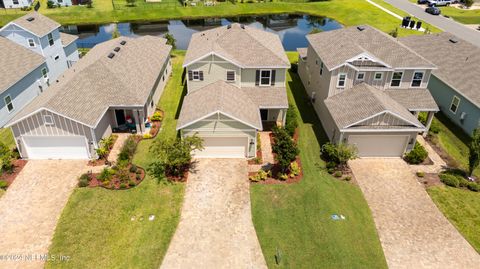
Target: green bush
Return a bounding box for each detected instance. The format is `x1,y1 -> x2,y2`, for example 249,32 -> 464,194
128,180 -> 136,187
418,113 -> 440,134
333,171 -> 342,178
343,176 -> 352,181
129,164 -> 138,173
320,142 -> 357,167
404,143 -> 428,164
272,127 -> 299,172
0,180 -> 7,189
290,162 -> 301,176
98,168 -> 113,182
458,177 -> 470,188
120,183 -> 127,189
151,111 -> 163,121
467,182 -> 480,192
285,105 -> 298,137
439,173 -> 460,187
118,136 -> 138,162
277,173 -> 289,181
78,178 -> 89,187
416,171 -> 425,178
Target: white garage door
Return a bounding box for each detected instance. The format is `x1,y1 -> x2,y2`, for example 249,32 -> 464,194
348,135 -> 409,157
23,136 -> 90,160
193,136 -> 247,158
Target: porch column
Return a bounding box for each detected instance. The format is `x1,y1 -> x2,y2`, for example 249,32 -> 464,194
282,109 -> 287,126
423,111 -> 435,137
134,110 -> 143,134
413,111 -> 420,117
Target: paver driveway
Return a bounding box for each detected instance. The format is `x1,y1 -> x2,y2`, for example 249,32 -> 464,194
0,160 -> 88,269
161,159 -> 267,269
350,158 -> 480,269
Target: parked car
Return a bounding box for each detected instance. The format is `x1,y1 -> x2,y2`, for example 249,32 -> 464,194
425,6 -> 442,15
427,0 -> 452,6
418,0 -> 429,4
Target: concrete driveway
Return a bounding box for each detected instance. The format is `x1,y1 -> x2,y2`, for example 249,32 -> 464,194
160,159 -> 267,269
0,160 -> 88,269
350,158 -> 480,269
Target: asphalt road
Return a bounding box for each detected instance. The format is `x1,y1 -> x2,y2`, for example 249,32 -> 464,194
383,0 -> 480,46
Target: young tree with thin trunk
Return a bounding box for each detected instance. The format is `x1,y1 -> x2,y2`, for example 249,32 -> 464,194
468,128 -> 480,176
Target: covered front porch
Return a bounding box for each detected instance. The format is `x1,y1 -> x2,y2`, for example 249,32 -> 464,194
259,108 -> 287,130
109,107 -> 157,135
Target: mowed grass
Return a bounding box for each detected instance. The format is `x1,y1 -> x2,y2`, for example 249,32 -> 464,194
1,0 -> 437,37
251,52 -> 387,268
440,6 -> 480,24
0,128 -> 15,149
427,186 -> 480,253
46,51 -> 187,269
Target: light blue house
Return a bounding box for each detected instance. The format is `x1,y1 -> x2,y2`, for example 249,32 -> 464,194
401,32 -> 480,136
0,12 -> 79,127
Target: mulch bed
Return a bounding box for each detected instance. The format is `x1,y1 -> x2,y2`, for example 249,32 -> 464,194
166,169 -> 189,182
247,149 -> 263,165
148,120 -> 162,138
87,165 -> 146,190
250,158 -> 303,184
87,134 -> 119,167
329,165 -> 358,185
417,173 -> 442,188
0,159 -> 28,187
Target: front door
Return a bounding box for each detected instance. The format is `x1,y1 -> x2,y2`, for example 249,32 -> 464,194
115,110 -> 126,126
260,109 -> 268,121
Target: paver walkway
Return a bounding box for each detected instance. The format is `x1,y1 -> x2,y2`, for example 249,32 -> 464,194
107,133 -> 129,163
350,158 -> 480,269
259,132 -> 274,165
161,159 -> 267,269
409,135 -> 447,174
0,160 -> 88,269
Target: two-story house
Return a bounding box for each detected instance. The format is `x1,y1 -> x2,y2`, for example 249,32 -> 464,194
400,33 -> 480,137
0,12 -> 79,127
1,0 -> 33,9
177,23 -> 290,158
298,25 -> 439,157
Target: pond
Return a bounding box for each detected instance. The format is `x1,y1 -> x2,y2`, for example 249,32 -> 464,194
61,14 -> 343,51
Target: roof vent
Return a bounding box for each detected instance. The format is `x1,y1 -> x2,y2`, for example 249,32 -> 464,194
114,47 -> 120,52
449,38 -> 458,44
240,24 -> 245,29
357,26 -> 366,31
227,24 -> 231,29
26,17 -> 35,22
120,40 -> 127,45
107,53 -> 115,59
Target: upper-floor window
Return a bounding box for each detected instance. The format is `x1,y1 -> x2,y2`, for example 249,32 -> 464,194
226,70 -> 235,82
374,72 -> 383,81
356,72 -> 365,81
337,73 -> 347,88
12,0 -> 18,4
390,71 -> 403,87
411,71 -> 424,87
27,38 -> 35,47
449,96 -> 460,114
48,33 -> 54,46
4,95 -> 14,113
320,62 -> 324,76
41,67 -> 49,80
260,70 -> 271,86
188,70 -> 203,81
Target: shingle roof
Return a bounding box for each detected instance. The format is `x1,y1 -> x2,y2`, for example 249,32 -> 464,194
400,32 -> 480,108
297,47 -> 307,59
177,80 -> 263,130
241,86 -> 288,108
0,37 -> 45,94
10,12 -> 60,37
307,25 -> 435,70
386,89 -> 438,111
60,32 -> 78,47
8,36 -> 172,127
324,83 -> 423,129
183,23 -> 290,68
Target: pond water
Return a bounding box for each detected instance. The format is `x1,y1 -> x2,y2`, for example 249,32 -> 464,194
61,14 -> 342,51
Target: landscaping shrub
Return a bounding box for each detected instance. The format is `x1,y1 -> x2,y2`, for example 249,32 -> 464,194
0,154 -> 14,174
129,180 -> 136,187
249,169 -> 271,182
272,127 -> 299,172
120,183 -> 127,189
416,171 -> 425,178
0,180 -> 7,189
47,0 -> 55,8
320,142 -> 357,168
458,177 -> 470,188
333,171 -> 342,178
467,182 -> 480,192
277,173 -> 289,181
143,133 -> 152,139
468,128 -> 480,176
98,168 -> 113,182
343,176 -> 352,181
151,111 -> 163,121
439,173 -> 460,187
78,178 -> 89,187
129,164 -> 137,173
285,105 -> 298,137
118,136 -> 138,162
290,162 -> 301,177
404,143 -> 428,165
418,113 -> 440,134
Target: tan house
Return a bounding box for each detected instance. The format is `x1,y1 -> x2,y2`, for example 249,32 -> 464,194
298,25 -> 439,157
6,36 -> 172,159
177,23 -> 290,158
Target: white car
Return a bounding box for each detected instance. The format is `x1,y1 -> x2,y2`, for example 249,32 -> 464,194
427,0 -> 453,6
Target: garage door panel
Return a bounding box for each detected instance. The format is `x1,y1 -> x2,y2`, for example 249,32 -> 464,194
23,136 -> 89,160
348,135 -> 408,157
193,137 -> 247,158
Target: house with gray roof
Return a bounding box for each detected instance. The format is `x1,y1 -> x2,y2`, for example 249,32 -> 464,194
177,23 -> 290,158
400,32 -> 480,136
0,12 -> 79,127
5,36 -> 172,160
298,25 -> 439,157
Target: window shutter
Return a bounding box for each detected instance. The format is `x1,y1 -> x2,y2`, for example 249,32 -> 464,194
255,70 -> 260,86
271,70 -> 276,86
188,70 -> 193,81
199,71 -> 204,81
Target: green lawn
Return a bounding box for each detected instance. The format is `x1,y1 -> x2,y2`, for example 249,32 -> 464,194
0,0 -> 438,37
251,52 -> 387,268
428,186 -> 480,253
408,0 -> 480,24
46,51 -> 186,269
0,128 -> 15,149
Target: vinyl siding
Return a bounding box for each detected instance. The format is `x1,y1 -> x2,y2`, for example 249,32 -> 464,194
94,110 -> 113,144
145,57 -> 171,117
343,131 -> 418,152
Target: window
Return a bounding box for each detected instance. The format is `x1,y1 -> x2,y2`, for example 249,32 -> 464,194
54,54 -> 60,61
4,95 -> 14,113
191,70 -> 201,81
12,0 -> 18,4
260,70 -> 271,86
356,72 -> 365,81
411,71 -> 424,87
315,60 -> 318,65
449,96 -> 460,114
337,73 -> 347,88
374,72 -> 383,81
27,38 -> 35,47
390,71 -> 403,87
43,115 -> 54,125
226,70 -> 235,82
41,67 -> 48,80
47,33 -> 54,46
320,62 -> 324,76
